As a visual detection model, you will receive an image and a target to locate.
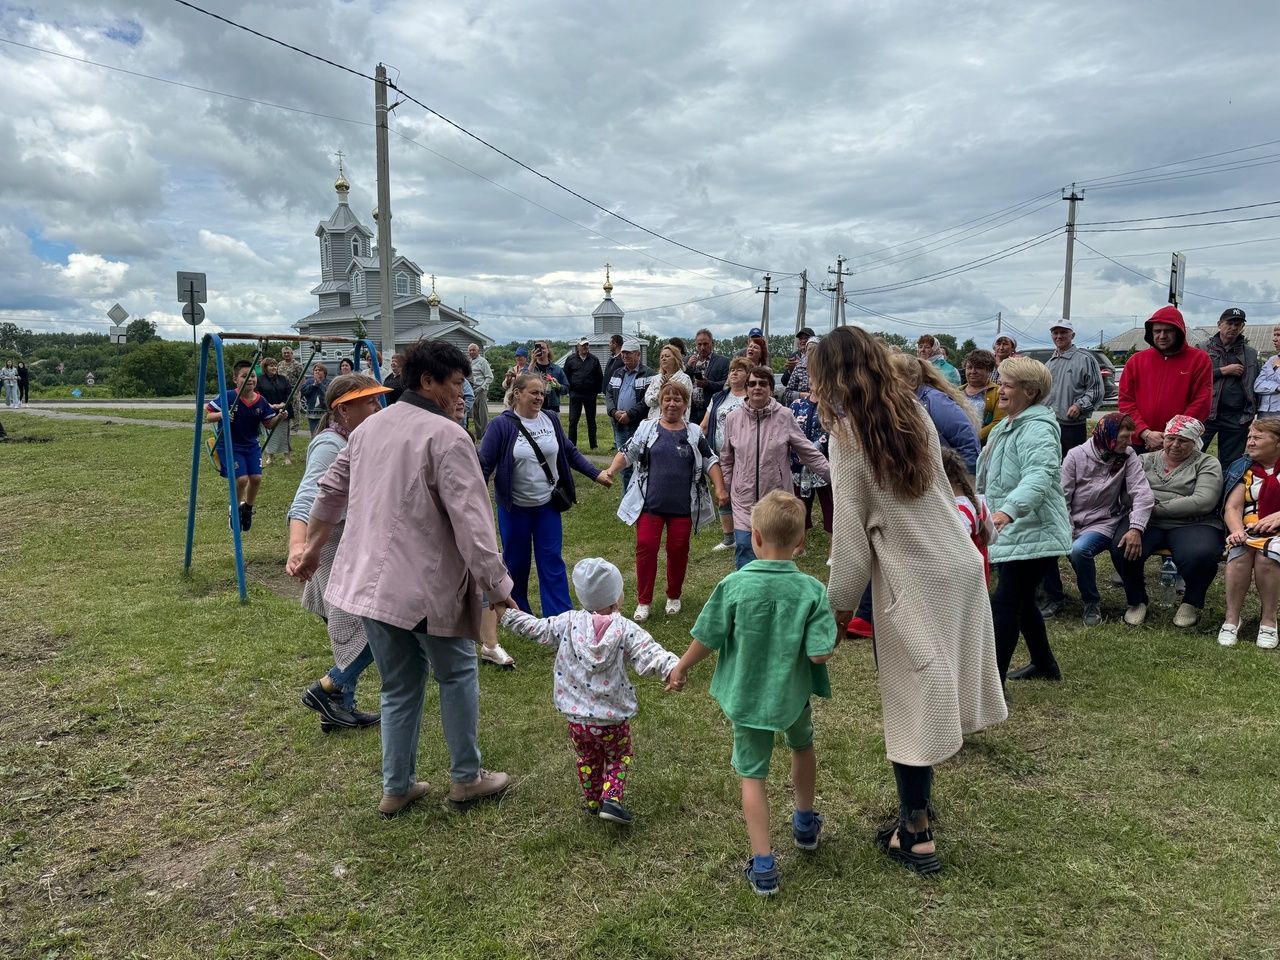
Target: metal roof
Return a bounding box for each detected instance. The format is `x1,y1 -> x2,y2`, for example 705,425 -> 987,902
1102,325 -> 1278,355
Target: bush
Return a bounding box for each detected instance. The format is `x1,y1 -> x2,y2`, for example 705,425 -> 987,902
111,341 -> 200,397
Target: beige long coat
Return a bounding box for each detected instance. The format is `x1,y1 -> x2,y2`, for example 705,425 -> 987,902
827,420 -> 1007,766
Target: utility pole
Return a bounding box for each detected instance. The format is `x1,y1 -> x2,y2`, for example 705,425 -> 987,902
996,311 -> 1002,336
374,63 -> 395,361
824,257 -> 849,331
1062,183 -> 1084,322
756,273 -> 778,339
794,269 -> 808,334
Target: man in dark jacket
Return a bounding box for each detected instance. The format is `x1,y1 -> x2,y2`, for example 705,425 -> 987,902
1198,307 -> 1257,467
685,328 -> 730,425
605,339 -> 653,486
564,337 -> 605,449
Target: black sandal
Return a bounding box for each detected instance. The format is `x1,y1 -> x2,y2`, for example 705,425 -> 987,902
875,811 -> 942,875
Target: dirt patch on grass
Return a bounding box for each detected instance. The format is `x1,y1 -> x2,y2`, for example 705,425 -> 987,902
1,623 -> 70,670
249,557 -> 304,602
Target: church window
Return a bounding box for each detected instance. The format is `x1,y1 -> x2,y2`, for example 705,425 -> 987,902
321,236 -> 330,272
352,238 -> 361,258
352,272 -> 363,296
395,273 -> 409,297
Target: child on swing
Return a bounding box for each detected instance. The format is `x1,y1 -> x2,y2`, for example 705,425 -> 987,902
206,359 -> 287,531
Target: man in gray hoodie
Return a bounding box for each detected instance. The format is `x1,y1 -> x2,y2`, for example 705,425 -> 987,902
1045,321 -> 1103,457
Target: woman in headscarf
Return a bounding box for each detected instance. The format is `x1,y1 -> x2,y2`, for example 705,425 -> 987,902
1110,415 -> 1223,629
1041,414 -> 1154,626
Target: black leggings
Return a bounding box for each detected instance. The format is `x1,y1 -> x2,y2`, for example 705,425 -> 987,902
991,556 -> 1059,681
892,762 -> 933,818
1111,522 -> 1221,609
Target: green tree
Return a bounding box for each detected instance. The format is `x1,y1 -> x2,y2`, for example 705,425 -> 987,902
111,341 -> 200,397
873,331 -> 910,351
958,338 -> 978,359
126,318 -> 158,344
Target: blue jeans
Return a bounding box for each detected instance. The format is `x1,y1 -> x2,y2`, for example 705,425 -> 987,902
1043,530 -> 1112,605
3,382 -> 17,406
497,501 -> 572,616
615,421 -> 638,489
360,617 -> 481,794
733,529 -> 756,569
326,644 -> 374,711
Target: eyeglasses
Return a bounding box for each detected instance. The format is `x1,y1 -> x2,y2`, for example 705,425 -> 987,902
747,380 -> 771,388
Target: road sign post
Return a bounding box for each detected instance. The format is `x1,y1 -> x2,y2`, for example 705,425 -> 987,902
1168,253 -> 1186,307
177,271 -> 208,354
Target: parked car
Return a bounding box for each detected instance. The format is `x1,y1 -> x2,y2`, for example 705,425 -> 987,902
1021,348 -> 1119,404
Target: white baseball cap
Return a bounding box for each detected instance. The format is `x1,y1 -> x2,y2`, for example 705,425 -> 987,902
1049,320 -> 1075,332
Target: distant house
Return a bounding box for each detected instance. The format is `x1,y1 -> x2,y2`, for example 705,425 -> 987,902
295,163 -> 493,359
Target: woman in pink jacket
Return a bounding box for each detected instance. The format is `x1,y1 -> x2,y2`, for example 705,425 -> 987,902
720,364 -> 830,567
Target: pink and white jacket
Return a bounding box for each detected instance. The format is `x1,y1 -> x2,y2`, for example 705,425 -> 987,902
719,397 -> 830,530
501,609 -> 677,724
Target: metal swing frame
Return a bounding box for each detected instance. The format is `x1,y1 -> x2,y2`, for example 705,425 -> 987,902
183,331 -> 383,602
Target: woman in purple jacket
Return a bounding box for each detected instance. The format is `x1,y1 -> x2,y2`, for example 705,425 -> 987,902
479,372 -> 612,615
1042,414 -> 1154,626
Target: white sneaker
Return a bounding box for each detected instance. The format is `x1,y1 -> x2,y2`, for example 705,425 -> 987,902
1258,625 -> 1279,650
1173,602 -> 1199,628
634,604 -> 650,622
711,540 -> 733,552
665,598 -> 681,615
1217,622 -> 1239,647
1123,603 -> 1148,626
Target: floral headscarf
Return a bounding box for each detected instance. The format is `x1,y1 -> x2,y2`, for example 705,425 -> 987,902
1164,415 -> 1205,448
1092,412 -> 1133,472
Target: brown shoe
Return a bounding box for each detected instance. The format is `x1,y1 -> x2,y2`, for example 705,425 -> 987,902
446,769 -> 510,811
378,781 -> 431,819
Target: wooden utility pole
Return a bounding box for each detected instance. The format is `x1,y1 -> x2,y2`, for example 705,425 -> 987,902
1062,184 -> 1083,322
374,64 -> 395,360
794,269 -> 808,334
996,310 -> 1002,336
756,273 -> 778,339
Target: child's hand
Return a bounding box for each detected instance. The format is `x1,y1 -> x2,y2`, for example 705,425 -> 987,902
664,665 -> 686,692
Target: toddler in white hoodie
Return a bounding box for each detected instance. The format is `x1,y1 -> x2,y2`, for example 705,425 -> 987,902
501,557 -> 678,825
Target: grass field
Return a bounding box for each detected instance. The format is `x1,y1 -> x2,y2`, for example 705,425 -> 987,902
1,412 -> 1277,960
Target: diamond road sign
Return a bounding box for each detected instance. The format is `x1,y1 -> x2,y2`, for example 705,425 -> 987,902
176,271 -> 208,303
107,303 -> 129,324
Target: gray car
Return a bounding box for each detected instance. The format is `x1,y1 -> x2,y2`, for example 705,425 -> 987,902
1021,348 -> 1119,404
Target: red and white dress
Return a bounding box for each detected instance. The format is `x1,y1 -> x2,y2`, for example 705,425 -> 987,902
955,494 -> 991,581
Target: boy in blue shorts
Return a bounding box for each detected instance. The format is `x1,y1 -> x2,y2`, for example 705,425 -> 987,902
206,359 -> 286,531
666,489 -> 836,896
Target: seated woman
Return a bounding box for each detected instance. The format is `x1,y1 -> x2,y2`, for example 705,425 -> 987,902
1220,417 -> 1280,649
1110,416 -> 1223,628
602,380 -> 727,621
1043,414 -> 1154,626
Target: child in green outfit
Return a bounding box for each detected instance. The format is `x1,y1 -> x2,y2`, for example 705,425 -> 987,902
666,489 -> 837,896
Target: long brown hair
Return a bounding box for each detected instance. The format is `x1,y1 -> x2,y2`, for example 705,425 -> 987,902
894,353 -> 980,430
810,327 -> 934,499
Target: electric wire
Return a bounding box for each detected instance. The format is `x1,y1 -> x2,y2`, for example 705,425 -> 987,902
1074,240 -> 1280,305
1078,213 -> 1280,233
845,229 -> 1063,296
467,285 -> 758,319
1078,200 -> 1280,226
168,0 -> 795,277
1078,137 -> 1280,187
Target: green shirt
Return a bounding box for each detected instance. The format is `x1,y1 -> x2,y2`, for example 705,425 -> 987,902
691,559 -> 836,730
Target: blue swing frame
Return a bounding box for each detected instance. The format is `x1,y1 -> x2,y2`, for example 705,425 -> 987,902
183,332 -> 383,602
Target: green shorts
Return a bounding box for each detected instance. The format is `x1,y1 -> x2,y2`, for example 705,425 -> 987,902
731,702 -> 814,780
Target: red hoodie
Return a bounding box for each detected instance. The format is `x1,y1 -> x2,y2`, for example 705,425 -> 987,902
1117,305 -> 1212,435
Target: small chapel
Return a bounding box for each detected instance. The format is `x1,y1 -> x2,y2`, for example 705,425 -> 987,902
294,160 -> 493,357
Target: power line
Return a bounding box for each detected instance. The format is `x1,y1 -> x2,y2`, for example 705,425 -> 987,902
1078,213 -> 1280,233
1078,200 -> 1280,226
1079,137 -> 1280,187
1074,239 -> 1280,305
0,36 -> 756,289
845,229 -> 1062,296
1082,154 -> 1280,192
168,0 -> 795,277
467,285 -> 758,319
1076,235 -> 1280,262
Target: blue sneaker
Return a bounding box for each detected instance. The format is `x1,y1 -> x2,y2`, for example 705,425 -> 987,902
793,811 -> 824,851
743,857 -> 779,896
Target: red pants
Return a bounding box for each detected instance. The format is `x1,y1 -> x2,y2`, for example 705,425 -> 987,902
635,512 -> 693,604
568,719 -> 633,810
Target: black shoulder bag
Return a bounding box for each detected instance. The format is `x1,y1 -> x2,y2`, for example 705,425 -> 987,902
514,417 -> 575,513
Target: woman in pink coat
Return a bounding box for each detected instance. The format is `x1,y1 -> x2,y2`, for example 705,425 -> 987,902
719,364 -> 830,567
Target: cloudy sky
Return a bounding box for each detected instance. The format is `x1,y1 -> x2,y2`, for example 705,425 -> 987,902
3,0 -> 1279,350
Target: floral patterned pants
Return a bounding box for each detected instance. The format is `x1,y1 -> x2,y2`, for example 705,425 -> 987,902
567,720 -> 633,810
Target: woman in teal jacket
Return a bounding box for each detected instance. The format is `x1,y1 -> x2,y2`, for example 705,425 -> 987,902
978,357 -> 1072,682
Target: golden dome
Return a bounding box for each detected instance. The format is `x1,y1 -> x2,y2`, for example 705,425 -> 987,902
371,206 -> 379,221
335,173 -> 350,193
603,262 -> 613,294
427,273 -> 441,306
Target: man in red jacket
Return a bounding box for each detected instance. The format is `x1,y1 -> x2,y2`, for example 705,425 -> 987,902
1118,305 -> 1213,451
